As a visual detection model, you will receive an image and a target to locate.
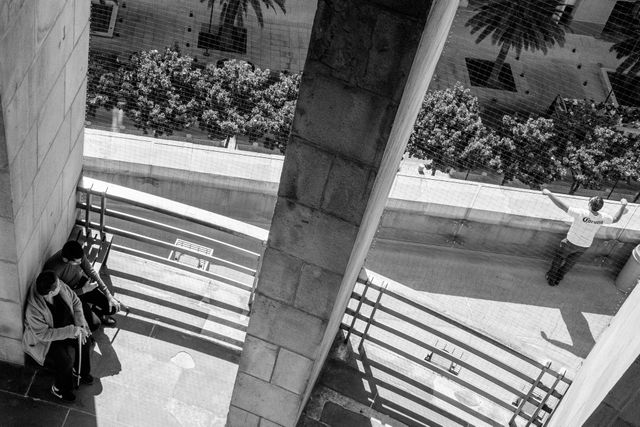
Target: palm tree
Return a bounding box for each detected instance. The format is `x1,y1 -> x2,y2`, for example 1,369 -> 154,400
610,28 -> 640,75
201,0 -> 286,28
465,0 -> 567,88
201,0 -> 285,52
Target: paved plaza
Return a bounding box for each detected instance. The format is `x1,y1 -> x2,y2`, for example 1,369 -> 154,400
0,232 -> 629,426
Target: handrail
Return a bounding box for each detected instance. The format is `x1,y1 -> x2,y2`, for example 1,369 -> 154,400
76,177 -> 268,305
356,277 -> 570,385
78,177 -> 269,244
344,272 -> 572,426
345,306 -> 562,403
82,204 -> 261,257
76,219 -> 257,276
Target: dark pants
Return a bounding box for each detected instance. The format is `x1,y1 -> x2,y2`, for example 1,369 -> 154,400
548,238 -> 587,284
79,288 -> 116,331
44,338 -> 91,393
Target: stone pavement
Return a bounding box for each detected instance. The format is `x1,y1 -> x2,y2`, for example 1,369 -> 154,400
89,0 -> 315,73
431,8 -> 621,123
1,249 -> 249,427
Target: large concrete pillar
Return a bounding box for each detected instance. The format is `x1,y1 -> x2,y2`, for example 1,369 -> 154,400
0,0 -> 89,364
548,283 -> 640,427
227,1 -> 458,426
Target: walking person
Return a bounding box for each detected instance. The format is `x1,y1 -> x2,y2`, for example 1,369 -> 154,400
23,271 -> 93,402
542,189 -> 628,286
44,240 -> 121,330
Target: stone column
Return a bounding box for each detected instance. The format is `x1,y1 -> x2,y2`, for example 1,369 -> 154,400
227,1 -> 458,426
548,283 -> 640,426
0,0 -> 89,364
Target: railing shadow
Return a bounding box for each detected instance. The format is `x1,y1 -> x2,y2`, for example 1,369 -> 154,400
320,342 -> 478,427
107,268 -> 250,316
112,310 -> 241,364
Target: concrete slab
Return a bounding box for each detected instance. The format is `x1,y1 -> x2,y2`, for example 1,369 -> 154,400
0,361 -> 36,395
0,390 -> 69,427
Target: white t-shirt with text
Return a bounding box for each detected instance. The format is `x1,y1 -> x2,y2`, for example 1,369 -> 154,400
566,207 -> 613,248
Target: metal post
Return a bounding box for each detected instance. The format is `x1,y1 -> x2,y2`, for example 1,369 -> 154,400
510,361 -> 552,426
99,191 -> 107,239
536,368 -> 567,427
248,242 -> 266,312
344,279 -> 371,343
84,192 -> 92,235
358,284 -> 386,350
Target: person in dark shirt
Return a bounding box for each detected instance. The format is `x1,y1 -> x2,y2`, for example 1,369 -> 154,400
23,271 -> 92,402
43,241 -> 121,330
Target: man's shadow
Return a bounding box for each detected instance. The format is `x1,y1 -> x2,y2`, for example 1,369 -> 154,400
540,308 -> 595,359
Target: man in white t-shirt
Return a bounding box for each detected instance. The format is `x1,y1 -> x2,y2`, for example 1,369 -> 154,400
542,189 -> 628,286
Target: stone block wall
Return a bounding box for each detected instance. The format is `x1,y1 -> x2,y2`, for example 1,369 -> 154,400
0,0 -> 89,364
226,0 -> 447,424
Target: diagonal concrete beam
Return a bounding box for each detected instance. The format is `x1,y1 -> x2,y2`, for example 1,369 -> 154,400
227,1 -> 458,426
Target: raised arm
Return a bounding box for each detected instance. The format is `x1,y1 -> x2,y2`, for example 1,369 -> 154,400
542,189 -> 569,213
612,198 -> 628,224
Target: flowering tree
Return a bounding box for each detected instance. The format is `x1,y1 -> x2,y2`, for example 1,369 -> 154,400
406,83 -> 502,175
196,60 -> 269,139
248,72 -> 300,152
116,48 -> 202,136
85,50 -> 122,118
497,116 -> 562,188
552,99 -> 630,193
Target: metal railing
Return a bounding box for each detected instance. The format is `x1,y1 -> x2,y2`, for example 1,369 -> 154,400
341,275 -> 572,427
75,177 -> 268,309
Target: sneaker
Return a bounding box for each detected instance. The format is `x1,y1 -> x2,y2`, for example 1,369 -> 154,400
101,316 -> 117,327
545,272 -> 559,287
51,385 -> 75,402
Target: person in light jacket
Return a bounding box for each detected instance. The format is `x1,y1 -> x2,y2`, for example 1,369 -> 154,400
23,271 -> 92,402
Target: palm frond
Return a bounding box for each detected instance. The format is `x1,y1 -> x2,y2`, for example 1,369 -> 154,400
465,0 -> 566,54
610,31 -> 640,74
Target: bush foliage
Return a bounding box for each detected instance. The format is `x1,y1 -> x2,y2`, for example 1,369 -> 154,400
87,52 -> 639,192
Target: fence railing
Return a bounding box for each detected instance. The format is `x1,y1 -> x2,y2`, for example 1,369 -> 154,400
341,274 -> 572,427
76,176 -> 268,308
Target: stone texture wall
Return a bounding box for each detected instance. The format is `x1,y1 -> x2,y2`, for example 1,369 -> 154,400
227,0 -> 435,425
0,0 -> 89,364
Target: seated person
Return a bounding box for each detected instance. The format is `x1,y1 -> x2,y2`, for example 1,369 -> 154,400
43,240 -> 121,330
23,271 -> 93,402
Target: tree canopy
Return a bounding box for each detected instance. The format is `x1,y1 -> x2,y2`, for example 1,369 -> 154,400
87,48 -> 299,145
406,83 -> 503,175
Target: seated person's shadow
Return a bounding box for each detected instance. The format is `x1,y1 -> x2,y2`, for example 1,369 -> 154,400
90,329 -> 122,378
